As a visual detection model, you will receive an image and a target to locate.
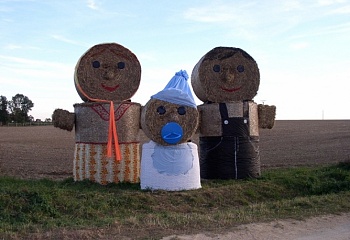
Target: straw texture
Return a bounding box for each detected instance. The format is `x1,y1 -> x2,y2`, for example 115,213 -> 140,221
191,47 -> 260,103
141,99 -> 199,145
198,101 -> 259,137
258,104 -> 276,129
74,101 -> 141,143
74,43 -> 141,102
74,142 -> 140,184
52,108 -> 75,131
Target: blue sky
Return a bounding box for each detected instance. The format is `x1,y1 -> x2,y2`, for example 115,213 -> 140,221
1,0 -> 350,120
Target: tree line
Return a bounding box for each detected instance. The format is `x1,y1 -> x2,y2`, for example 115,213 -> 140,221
0,94 -> 34,125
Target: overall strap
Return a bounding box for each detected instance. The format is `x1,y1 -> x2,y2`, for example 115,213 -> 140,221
219,103 -> 229,120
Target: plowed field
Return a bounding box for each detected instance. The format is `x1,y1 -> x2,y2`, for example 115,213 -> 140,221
1,120 -> 350,180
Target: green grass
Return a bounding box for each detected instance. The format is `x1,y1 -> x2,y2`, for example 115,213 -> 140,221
1,162 -> 350,239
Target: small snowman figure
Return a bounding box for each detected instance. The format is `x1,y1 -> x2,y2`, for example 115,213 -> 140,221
191,47 -> 276,179
52,43 -> 142,184
140,70 -> 201,191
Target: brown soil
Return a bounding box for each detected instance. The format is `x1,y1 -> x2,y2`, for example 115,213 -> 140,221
1,120 -> 349,180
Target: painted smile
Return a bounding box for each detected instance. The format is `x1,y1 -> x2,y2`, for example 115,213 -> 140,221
101,84 -> 119,92
221,86 -> 241,92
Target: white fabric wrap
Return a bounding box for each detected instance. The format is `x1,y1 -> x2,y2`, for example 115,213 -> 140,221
140,141 -> 201,191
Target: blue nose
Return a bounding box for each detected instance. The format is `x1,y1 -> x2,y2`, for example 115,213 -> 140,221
161,122 -> 183,144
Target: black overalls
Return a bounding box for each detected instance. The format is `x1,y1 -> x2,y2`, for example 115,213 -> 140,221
199,102 -> 260,179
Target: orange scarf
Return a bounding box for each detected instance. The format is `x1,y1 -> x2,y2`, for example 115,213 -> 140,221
75,83 -> 121,162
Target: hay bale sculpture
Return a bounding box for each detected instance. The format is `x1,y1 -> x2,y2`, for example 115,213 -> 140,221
191,47 -> 276,179
140,70 -> 201,191
52,43 -> 142,184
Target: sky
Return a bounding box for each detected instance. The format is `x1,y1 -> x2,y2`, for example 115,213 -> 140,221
1,0 -> 350,120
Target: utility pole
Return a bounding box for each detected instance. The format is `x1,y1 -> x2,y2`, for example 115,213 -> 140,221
322,110 -> 324,120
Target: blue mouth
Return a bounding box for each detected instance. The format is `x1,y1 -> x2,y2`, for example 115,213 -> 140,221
161,122 -> 183,144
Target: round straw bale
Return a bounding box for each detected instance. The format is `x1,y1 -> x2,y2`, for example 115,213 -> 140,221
141,99 -> 198,145
74,43 -> 141,102
191,47 -> 260,103
52,108 -> 75,131
258,104 -> 276,129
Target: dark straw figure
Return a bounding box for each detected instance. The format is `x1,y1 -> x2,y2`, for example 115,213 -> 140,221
141,70 -> 201,191
52,43 -> 142,184
191,47 -> 276,179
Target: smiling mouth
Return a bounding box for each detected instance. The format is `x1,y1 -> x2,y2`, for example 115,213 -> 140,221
221,86 -> 241,92
101,84 -> 119,92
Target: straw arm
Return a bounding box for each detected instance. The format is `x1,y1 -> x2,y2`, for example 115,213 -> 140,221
52,108 -> 75,131
258,104 -> 276,129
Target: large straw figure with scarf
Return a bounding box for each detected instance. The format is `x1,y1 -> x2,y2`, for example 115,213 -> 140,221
52,43 -> 141,184
191,47 -> 276,179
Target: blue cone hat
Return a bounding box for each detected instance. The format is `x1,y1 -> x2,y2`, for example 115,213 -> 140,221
151,70 -> 197,108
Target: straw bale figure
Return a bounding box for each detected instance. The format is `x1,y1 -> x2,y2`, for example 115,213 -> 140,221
52,43 -> 142,184
140,70 -> 201,191
191,47 -> 276,179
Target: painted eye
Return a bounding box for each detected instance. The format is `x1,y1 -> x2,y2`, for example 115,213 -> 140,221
157,106 -> 166,115
92,61 -> 100,68
213,64 -> 220,72
117,62 -> 125,69
177,106 -> 186,115
237,65 -> 244,72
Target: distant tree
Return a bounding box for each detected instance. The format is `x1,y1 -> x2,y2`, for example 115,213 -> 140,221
28,115 -> 34,122
8,94 -> 34,123
0,95 -> 9,124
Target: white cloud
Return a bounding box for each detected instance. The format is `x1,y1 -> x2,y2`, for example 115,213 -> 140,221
50,34 -> 89,47
87,0 -> 98,10
289,22 -> 350,40
0,55 -> 72,85
281,0 -> 303,11
329,5 -> 350,14
4,44 -> 22,50
318,0 -> 347,6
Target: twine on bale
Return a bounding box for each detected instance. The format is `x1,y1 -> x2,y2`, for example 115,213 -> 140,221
75,82 -> 121,162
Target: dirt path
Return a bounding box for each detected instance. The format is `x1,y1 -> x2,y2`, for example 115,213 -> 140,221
163,212 -> 350,240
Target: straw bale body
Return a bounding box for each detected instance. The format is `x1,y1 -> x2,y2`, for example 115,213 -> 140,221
198,101 -> 259,137
73,101 -> 141,184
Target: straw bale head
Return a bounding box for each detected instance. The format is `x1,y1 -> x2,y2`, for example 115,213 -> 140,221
74,43 -> 141,102
191,47 -> 259,102
141,99 -> 199,146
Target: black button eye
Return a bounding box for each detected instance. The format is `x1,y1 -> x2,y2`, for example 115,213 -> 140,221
92,61 -> 100,68
213,64 -> 220,72
177,106 -> 186,115
237,65 -> 244,72
157,106 -> 166,115
117,62 -> 125,69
